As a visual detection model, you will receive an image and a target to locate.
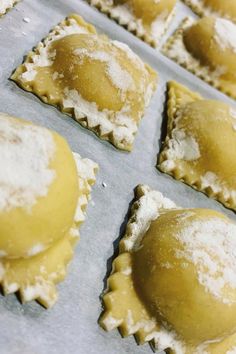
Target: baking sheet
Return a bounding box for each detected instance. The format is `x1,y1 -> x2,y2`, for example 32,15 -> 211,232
0,1 -> 236,353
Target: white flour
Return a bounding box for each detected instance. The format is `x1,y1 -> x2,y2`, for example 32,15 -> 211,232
214,18 -> 236,53
73,47 -> 134,92
166,129 -> 201,162
0,0 -> 18,15
175,215 -> 236,304
0,114 -> 56,212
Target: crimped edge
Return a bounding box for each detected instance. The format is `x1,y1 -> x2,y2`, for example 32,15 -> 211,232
162,17 -> 236,100
158,80 -> 236,212
0,0 -> 20,16
87,0 -> 176,48
0,152 -> 98,308
11,13 -> 157,151
99,185 -> 184,351
182,0 -> 236,23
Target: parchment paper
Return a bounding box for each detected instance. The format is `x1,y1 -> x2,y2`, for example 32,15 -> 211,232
0,1 -> 235,353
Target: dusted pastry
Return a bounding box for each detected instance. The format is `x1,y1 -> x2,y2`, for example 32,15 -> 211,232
100,184 -> 236,353
0,113 -> 98,307
162,16 -> 236,99
0,0 -> 19,16
87,0 -> 177,47
182,0 -> 236,23
11,13 -> 157,151
158,81 -> 236,211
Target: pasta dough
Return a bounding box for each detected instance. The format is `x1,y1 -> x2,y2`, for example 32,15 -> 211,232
0,113 -> 98,307
162,16 -> 236,99
182,0 -> 236,22
11,13 -> 157,151
100,184 -> 236,353
0,0 -> 19,16
0,114 -> 79,258
158,81 -> 236,211
88,0 -> 177,47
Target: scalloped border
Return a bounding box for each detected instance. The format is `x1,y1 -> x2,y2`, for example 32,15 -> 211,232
11,13 -> 157,151
0,152 -> 98,308
0,0 -> 20,16
87,0 -> 176,48
100,184 -> 184,352
182,0 -> 236,23
100,183 -> 236,352
158,80 -> 236,212
162,17 -> 236,100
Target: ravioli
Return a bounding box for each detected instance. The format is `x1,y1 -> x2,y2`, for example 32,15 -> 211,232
0,113 -> 98,307
0,0 -> 19,16
183,0 -> 236,23
11,13 -> 157,151
158,81 -> 236,211
88,0 -> 176,47
162,16 -> 236,99
100,184 -> 236,353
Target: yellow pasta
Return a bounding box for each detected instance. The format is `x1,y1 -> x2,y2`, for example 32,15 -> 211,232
158,81 -> 236,211
0,0 -> 19,16
163,16 -> 236,99
88,0 -> 177,47
12,14 -> 157,151
183,0 -> 236,22
0,113 -> 98,307
100,184 -> 236,353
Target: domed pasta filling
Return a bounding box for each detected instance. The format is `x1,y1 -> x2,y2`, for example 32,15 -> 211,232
87,0 -> 176,47
0,113 -> 98,307
12,14 -> 157,151
0,114 -> 55,213
183,17 -> 236,79
163,17 -> 236,100
158,81 -> 236,211
100,185 -> 236,353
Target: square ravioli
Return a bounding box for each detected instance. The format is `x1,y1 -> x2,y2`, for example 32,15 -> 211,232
0,0 -> 19,16
162,16 -> 236,99
0,113 -> 98,308
11,13 -> 157,151
100,184 -> 236,353
158,80 -> 236,211
182,0 -> 236,23
87,0 -> 176,47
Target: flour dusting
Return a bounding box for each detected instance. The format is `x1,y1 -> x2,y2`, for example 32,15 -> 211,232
0,114 -> 56,212
0,0 -> 18,15
175,216 -> 236,304
214,18 -> 236,53
73,47 -> 134,92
